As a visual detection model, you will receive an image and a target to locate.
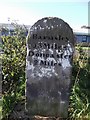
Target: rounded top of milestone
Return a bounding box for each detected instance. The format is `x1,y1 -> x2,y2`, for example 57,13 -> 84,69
28,17 -> 75,45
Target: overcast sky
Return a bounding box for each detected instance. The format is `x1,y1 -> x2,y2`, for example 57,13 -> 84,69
0,0 -> 89,32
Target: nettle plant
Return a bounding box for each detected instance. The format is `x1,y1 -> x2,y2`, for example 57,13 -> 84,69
1,23 -> 27,118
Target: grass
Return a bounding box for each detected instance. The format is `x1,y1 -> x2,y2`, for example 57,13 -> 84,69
75,46 -> 90,49
0,99 -> 2,120
69,46 -> 90,119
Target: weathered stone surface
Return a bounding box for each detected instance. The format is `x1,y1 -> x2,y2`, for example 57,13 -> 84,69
26,17 -> 75,118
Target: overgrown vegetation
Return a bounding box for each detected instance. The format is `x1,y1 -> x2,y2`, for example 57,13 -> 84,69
1,24 -> 27,119
1,24 -> 90,119
69,45 -> 90,119
0,99 -> 2,120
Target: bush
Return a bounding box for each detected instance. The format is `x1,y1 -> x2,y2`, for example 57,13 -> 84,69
1,24 -> 27,119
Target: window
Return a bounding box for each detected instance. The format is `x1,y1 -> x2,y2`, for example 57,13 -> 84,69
82,35 -> 87,42
87,36 -> 90,42
76,35 -> 82,43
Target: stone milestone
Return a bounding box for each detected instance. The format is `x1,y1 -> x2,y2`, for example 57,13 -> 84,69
26,17 -> 75,118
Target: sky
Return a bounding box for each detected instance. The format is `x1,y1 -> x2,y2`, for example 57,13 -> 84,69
0,0 -> 89,32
